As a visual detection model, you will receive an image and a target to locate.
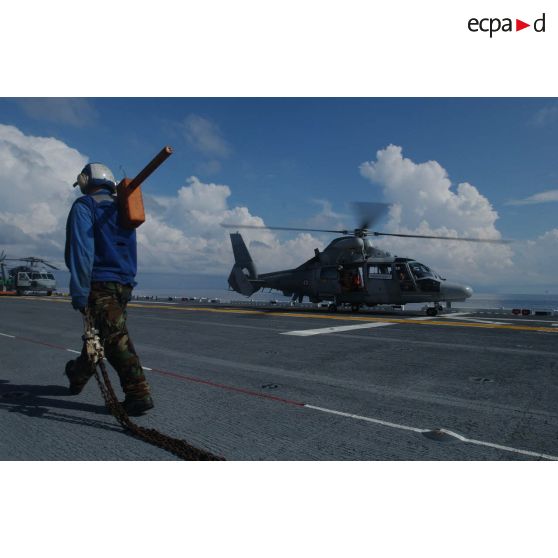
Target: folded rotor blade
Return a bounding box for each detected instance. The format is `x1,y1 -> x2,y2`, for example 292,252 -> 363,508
221,223 -> 349,234
372,231 -> 511,243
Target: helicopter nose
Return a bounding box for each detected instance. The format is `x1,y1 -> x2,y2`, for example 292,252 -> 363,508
440,283 -> 473,301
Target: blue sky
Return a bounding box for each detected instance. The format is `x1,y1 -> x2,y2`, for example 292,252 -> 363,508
0,98 -> 557,291
2,98 -> 558,236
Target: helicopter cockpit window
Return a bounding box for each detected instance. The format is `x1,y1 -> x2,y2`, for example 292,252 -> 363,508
31,273 -> 42,280
409,262 -> 435,280
394,263 -> 416,291
40,273 -> 49,279
368,264 -> 393,279
46,273 -> 55,280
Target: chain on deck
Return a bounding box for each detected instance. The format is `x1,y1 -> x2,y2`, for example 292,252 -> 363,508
84,313 -> 224,461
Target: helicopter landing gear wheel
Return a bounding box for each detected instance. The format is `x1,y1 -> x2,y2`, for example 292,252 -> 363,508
426,307 -> 438,317
351,304 -> 360,313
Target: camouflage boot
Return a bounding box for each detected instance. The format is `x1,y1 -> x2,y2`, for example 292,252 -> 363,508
121,394 -> 154,416
65,358 -> 95,395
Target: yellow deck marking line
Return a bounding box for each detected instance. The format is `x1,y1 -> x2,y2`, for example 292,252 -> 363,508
5,296 -> 558,333
128,304 -> 558,332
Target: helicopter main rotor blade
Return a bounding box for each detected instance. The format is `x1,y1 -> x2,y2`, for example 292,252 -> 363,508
351,202 -> 390,231
3,256 -> 60,269
221,224 -> 350,235
371,231 -> 511,243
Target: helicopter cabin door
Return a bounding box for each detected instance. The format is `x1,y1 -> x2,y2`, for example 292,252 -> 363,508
318,266 -> 341,298
338,265 -> 364,291
17,272 -> 31,288
366,262 -> 397,303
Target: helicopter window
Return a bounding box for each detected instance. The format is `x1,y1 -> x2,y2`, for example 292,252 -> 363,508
18,272 -> 30,280
31,273 -> 41,280
368,264 -> 392,279
46,273 -> 55,280
409,262 -> 435,280
394,263 -> 417,291
320,267 -> 338,280
395,263 -> 411,281
40,274 -> 48,279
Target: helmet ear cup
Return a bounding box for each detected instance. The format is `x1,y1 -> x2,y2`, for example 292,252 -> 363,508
76,172 -> 89,193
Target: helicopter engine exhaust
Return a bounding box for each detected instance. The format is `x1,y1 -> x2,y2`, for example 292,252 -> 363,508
228,233 -> 260,296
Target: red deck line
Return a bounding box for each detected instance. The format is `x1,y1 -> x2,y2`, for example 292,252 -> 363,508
150,366 -> 305,406
1,333 -> 306,407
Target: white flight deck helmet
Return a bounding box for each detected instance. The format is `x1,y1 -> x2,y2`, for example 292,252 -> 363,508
73,163 -> 116,194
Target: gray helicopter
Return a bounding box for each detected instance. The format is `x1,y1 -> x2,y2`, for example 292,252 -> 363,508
223,203 -> 507,316
0,252 -> 58,295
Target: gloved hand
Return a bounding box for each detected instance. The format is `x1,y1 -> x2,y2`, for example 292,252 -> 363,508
72,295 -> 88,312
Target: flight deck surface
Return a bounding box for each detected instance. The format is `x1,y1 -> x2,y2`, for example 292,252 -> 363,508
1,296 -> 557,460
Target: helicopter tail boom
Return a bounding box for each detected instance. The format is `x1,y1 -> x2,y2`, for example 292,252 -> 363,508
228,233 -> 260,296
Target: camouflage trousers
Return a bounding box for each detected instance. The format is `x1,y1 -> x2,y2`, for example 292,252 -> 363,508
71,282 -> 150,399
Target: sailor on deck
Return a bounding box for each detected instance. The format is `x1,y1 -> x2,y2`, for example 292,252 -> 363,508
64,162 -> 153,416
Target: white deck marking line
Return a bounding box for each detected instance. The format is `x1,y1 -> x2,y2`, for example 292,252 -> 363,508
305,404 -> 425,433
444,316 -> 507,325
410,312 -> 472,322
305,404 -> 558,461
444,312 -> 472,317
464,316 -> 558,324
281,322 -> 394,336
1,327 -> 557,460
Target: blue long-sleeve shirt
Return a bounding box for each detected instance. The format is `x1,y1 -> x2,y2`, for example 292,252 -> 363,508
65,188 -> 138,309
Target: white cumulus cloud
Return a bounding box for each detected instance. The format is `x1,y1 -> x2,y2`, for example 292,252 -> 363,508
0,124 -> 321,278
2,127 -> 556,292
140,176 -> 322,274
0,124 -> 88,258
359,145 -> 513,284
